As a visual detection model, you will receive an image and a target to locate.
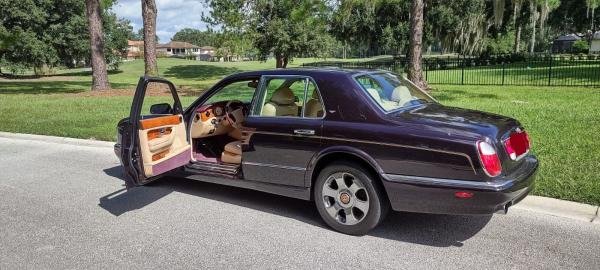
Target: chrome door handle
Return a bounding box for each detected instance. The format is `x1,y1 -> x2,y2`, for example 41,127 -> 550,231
293,129 -> 315,136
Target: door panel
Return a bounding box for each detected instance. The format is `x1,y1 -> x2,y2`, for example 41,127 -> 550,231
138,114 -> 190,177
242,75 -> 324,187
122,77 -> 191,186
243,117 -> 322,187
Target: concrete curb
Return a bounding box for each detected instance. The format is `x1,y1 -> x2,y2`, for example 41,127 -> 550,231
513,196 -> 599,224
0,132 -> 598,224
0,132 -> 114,148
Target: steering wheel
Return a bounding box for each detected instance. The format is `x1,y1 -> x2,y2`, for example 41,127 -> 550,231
225,100 -> 247,129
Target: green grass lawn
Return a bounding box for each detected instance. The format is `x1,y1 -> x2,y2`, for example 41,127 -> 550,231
1,58 -> 599,205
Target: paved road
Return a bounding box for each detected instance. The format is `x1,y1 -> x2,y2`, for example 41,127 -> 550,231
1,137 -> 599,269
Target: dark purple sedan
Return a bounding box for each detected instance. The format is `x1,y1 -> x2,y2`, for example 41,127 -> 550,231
115,68 -> 537,235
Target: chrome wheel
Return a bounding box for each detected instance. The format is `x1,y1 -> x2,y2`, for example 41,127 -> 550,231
321,172 -> 370,225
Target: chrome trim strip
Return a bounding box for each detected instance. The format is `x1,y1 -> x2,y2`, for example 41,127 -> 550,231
249,130 -> 476,173
242,161 -> 306,171
382,174 -> 513,191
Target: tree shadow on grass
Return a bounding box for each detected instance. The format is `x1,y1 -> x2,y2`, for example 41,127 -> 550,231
162,64 -> 239,80
433,89 -> 499,102
99,168 -> 491,247
0,69 -> 123,79
0,81 -> 134,94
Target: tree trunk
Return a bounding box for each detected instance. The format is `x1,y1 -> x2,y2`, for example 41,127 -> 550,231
513,2 -> 521,53
85,0 -> 110,91
407,0 -> 428,90
592,8 -> 596,32
514,26 -> 522,52
142,0 -> 158,76
529,1 -> 537,54
275,53 -> 288,68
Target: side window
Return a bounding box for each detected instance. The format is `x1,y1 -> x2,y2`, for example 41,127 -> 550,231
206,79 -> 258,104
252,76 -> 324,118
140,81 -> 179,116
304,80 -> 324,118
255,77 -> 304,117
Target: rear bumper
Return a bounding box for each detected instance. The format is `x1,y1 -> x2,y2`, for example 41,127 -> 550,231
381,155 -> 538,215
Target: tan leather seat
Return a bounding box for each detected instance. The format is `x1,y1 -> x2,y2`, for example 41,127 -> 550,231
390,86 -> 413,106
261,87 -> 299,116
222,140 -> 242,164
305,90 -> 324,117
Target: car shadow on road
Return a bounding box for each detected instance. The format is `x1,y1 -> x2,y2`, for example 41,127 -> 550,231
99,168 -> 491,247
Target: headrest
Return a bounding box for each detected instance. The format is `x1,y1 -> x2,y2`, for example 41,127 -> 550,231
270,87 -> 295,105
311,90 -> 320,99
366,88 -> 381,102
247,80 -> 258,88
390,86 -> 412,102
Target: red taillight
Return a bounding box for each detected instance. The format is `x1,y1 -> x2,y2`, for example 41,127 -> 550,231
504,130 -> 531,160
454,191 -> 474,199
477,141 -> 502,177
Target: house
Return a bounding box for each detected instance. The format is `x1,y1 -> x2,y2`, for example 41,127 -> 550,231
552,34 -> 582,53
125,40 -> 144,60
197,46 -> 216,61
591,31 -> 600,53
156,41 -> 201,57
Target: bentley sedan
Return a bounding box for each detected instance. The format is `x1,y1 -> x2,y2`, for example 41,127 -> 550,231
115,68 -> 538,235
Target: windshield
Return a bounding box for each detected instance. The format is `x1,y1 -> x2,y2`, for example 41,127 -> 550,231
355,72 -> 436,112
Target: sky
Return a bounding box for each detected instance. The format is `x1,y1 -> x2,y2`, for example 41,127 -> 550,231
113,0 -> 211,43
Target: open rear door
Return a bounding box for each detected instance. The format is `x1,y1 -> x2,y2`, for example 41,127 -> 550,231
122,77 -> 191,187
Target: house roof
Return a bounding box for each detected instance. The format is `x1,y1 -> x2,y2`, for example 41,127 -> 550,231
200,46 -> 215,50
157,41 -> 200,49
128,40 -> 144,46
555,34 -> 581,41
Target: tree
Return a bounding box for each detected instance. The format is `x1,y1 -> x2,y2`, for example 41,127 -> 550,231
204,0 -> 330,68
586,0 -> 599,31
172,28 -> 217,47
85,0 -> 110,90
104,16 -> 135,70
512,0 -> 524,52
0,0 -> 129,75
407,0 -> 428,89
142,0 -> 158,75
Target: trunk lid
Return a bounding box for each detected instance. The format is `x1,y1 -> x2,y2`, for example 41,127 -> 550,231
387,103 -> 530,175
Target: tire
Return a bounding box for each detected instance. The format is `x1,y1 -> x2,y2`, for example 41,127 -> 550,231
314,161 -> 389,235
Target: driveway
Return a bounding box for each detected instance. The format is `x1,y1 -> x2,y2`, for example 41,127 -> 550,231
0,137 -> 599,269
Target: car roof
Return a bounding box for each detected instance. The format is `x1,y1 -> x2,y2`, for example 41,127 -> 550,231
225,67 -> 386,79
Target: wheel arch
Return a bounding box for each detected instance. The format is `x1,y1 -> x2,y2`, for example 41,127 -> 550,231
305,146 -> 386,201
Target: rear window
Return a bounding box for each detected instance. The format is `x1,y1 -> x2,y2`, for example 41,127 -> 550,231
355,72 -> 435,112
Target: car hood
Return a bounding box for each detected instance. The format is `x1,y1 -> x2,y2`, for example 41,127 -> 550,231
386,103 -> 520,140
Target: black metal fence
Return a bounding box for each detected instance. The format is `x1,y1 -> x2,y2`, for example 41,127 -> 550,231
303,55 -> 600,87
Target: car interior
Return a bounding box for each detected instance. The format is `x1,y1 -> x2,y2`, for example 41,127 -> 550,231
187,77 -> 323,176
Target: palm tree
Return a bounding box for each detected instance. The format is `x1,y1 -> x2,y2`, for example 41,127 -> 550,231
85,0 -> 110,90
407,0 -> 428,90
142,0 -> 158,76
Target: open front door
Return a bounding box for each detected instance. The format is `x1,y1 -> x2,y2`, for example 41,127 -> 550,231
122,77 -> 191,187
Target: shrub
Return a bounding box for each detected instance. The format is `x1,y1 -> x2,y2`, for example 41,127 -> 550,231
572,40 -> 589,54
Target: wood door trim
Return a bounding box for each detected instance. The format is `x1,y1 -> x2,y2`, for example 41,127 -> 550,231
139,115 -> 181,130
